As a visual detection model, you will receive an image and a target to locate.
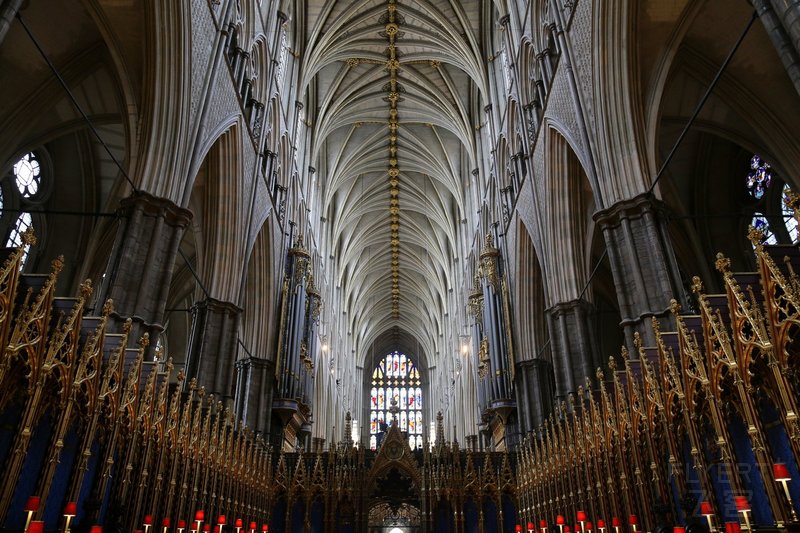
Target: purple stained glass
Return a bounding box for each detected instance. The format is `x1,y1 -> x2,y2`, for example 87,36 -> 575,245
746,155 -> 773,199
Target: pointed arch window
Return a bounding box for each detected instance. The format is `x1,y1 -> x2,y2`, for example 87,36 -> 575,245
782,183 -> 799,242
5,151 -> 46,268
369,350 -> 422,450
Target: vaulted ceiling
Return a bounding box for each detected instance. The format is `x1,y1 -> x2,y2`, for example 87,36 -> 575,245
303,0 -> 489,364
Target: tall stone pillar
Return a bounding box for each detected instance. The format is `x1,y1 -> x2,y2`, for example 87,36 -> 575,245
98,191 -> 192,353
185,298 -> 242,402
515,359 -> 555,433
235,356 -> 275,433
753,0 -> 800,98
594,194 -> 684,347
545,298 -> 601,400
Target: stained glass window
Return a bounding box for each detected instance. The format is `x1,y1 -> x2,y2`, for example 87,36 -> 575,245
782,184 -> 799,242
369,350 -> 423,450
751,212 -> 777,247
746,155 -> 773,199
13,152 -> 41,198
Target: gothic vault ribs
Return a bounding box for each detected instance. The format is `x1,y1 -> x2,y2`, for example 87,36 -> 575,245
344,1 -> 446,321
385,0 -> 402,320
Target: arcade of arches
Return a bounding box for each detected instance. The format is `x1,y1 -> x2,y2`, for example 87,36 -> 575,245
2,0 -> 800,532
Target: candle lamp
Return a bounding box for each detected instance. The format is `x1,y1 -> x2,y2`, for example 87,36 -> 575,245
23,496 -> 40,533
586,521 -> 593,532
557,514 -> 566,533
578,511 -> 587,533
143,515 -> 154,533
774,463 -> 798,522
63,502 -> 78,533
734,496 -> 751,531
629,515 -> 638,533
516,526 -> 523,533
29,521 -> 44,533
260,526 -> 268,533
234,519 -> 243,533
202,525 -> 210,533
217,516 -> 226,533
674,527 -> 685,533
162,517 -> 171,533
527,522 -> 535,533
248,522 -> 256,533
178,520 -> 187,533
194,511 -> 205,533
612,517 -> 621,533
700,501 -> 716,533
725,522 -> 741,533
597,519 -> 606,533
90,526 -> 102,533
540,519 -> 548,533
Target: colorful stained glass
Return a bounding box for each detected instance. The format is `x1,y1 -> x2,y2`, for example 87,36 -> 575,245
416,435 -> 423,449
746,155 -> 773,199
370,435 -> 377,450
368,351 -> 423,443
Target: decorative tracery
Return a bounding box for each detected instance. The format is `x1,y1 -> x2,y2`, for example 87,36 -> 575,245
369,351 -> 423,450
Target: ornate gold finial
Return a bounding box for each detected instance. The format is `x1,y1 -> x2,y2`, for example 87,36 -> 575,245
608,356 -> 617,371
596,367 -> 604,381
690,276 -> 704,294
102,299 -> 115,316
79,279 -> 93,299
138,332 -> 151,349
669,298 -> 681,314
715,252 -> 731,273
122,317 -> 133,335
633,331 -> 642,351
747,225 -> 765,250
21,227 -> 36,246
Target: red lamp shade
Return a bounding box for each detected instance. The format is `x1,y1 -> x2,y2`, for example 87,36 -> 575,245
674,527 -> 686,533
90,526 -> 102,533
700,502 -> 713,516
135,530 -> 143,533
577,512 -> 588,522
195,511 -> 205,522
557,516 -> 566,526
725,523 -> 741,533
218,517 -> 226,526
144,516 -> 154,526
774,463 -> 791,482
24,496 -> 40,512
734,496 -> 750,512
28,522 -> 44,533
213,527 -> 220,533
203,526 -> 210,532
597,520 -> 606,529
516,526 -> 523,532
528,523 -> 535,530
565,527 -> 571,533
234,520 -> 243,529
249,523 -> 256,530
612,518 -> 622,528
629,515 -> 638,526
178,521 -> 187,529
586,522 -> 594,531
261,526 -> 269,532
64,502 -> 78,516
540,520 -> 548,528
163,518 -> 172,528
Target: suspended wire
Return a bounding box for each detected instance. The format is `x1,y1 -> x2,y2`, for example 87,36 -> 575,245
16,12 -> 215,312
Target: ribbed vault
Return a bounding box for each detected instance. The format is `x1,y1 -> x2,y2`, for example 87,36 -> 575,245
304,0 -> 484,366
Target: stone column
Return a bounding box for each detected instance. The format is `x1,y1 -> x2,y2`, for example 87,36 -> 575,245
594,193 -> 684,348
546,298 -> 601,400
515,358 -> 555,432
185,297 -> 242,402
98,191 -> 192,353
0,0 -> 23,47
753,0 -> 800,98
235,356 -> 275,433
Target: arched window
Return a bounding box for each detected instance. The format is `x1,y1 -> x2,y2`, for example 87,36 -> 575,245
782,183 -> 799,242
5,151 -> 46,268
369,351 -> 422,450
